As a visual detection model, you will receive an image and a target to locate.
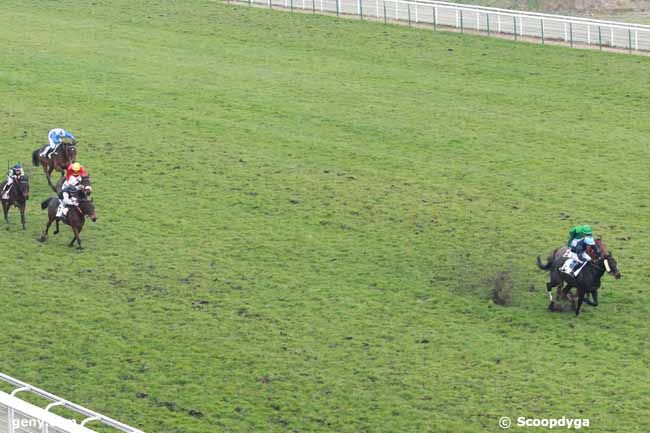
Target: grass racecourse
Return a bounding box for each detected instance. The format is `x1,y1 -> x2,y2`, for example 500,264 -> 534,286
1,1 -> 650,432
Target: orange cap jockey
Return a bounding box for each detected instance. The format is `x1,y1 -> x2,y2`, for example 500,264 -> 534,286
66,162 -> 89,180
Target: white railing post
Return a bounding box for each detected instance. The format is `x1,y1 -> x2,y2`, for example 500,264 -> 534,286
498,14 -> 501,33
519,16 -> 523,36
415,4 -> 419,23
476,11 -> 480,30
8,407 -> 15,433
456,9 -> 459,28
376,0 -> 379,18
587,25 -> 591,44
611,27 -> 615,46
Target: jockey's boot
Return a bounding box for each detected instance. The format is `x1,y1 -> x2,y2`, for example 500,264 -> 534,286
41,147 -> 55,159
571,260 -> 583,278
56,204 -> 68,219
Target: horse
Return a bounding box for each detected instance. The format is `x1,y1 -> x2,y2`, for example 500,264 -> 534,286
537,240 -> 621,316
32,143 -> 77,191
536,241 -> 606,303
38,193 -> 96,250
1,176 -> 30,230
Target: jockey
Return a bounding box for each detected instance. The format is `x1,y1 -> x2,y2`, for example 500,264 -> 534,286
56,185 -> 79,219
567,224 -> 594,249
568,225 -> 599,277
40,128 -> 76,159
63,162 -> 91,192
1,164 -> 24,199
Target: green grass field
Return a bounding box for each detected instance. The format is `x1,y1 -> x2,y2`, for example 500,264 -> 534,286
1,1 -> 650,432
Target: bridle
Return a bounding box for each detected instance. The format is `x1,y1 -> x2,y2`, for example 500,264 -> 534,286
63,144 -> 76,162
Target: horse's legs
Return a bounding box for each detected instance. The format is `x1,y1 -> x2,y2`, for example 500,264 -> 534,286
575,288 -> 585,316
75,224 -> 84,249
69,225 -> 79,248
47,164 -> 57,192
42,160 -> 51,182
585,290 -> 599,307
39,219 -> 53,242
20,204 -> 25,230
2,201 -> 8,223
546,281 -> 557,310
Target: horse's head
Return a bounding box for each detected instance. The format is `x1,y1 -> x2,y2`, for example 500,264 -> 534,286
17,176 -> 29,199
594,239 -> 620,279
81,176 -> 92,196
64,144 -> 77,164
79,199 -> 97,222
602,253 -> 621,280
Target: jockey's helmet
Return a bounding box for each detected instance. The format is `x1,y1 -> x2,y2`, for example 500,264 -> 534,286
582,224 -> 593,236
13,163 -> 22,170
71,162 -> 82,173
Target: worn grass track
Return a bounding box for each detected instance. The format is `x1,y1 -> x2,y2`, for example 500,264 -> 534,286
1,1 -> 649,432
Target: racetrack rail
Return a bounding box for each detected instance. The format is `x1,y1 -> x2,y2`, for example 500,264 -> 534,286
0,373 -> 145,433
225,0 -> 650,55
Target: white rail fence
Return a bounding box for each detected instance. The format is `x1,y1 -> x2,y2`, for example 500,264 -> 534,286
0,373 -> 145,433
229,0 -> 650,53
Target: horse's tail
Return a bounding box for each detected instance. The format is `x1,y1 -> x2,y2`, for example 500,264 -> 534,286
32,149 -> 40,166
41,197 -> 55,210
536,255 -> 553,271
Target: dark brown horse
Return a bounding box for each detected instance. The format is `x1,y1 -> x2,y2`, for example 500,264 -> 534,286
32,143 -> 77,191
537,240 -> 621,316
1,176 -> 30,230
39,194 -> 96,249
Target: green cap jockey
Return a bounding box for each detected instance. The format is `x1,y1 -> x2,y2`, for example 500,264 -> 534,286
568,226 -> 583,247
567,224 -> 593,247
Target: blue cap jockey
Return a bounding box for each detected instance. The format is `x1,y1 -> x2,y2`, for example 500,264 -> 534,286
40,128 -> 76,158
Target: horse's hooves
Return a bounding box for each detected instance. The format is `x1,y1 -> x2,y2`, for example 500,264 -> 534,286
548,302 -> 555,311
37,236 -> 47,243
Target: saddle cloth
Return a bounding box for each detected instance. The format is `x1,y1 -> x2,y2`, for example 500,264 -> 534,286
1,183 -> 12,200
